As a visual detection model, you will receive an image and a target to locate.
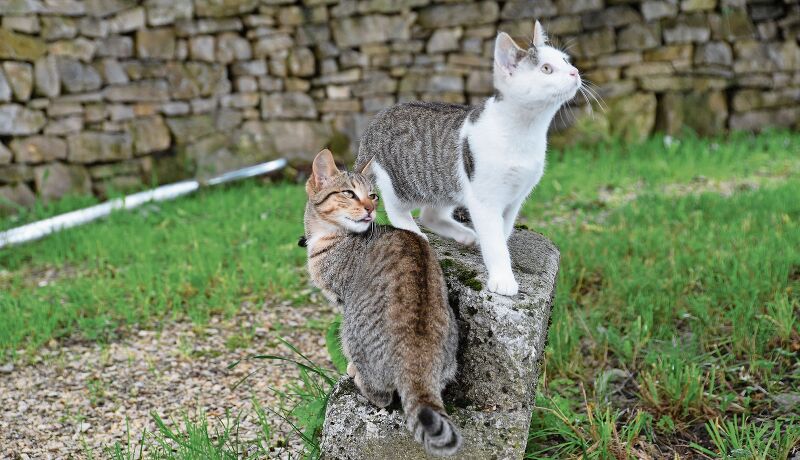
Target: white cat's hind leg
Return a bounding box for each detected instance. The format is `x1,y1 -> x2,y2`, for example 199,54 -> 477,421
419,206 -> 477,246
373,162 -> 426,238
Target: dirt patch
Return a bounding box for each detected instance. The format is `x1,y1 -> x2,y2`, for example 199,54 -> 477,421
0,301 -> 335,459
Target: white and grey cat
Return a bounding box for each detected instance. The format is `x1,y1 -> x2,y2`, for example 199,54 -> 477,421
355,22 -> 581,296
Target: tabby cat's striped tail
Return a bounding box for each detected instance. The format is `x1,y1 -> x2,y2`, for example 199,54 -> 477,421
402,389 -> 462,457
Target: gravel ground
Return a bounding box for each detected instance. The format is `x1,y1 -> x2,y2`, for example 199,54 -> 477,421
0,301 -> 335,459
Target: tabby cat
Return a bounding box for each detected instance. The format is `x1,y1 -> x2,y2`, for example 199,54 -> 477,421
355,21 -> 582,296
304,149 -> 462,456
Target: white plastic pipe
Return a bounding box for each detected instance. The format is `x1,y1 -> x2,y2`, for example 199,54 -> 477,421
0,158 -> 287,249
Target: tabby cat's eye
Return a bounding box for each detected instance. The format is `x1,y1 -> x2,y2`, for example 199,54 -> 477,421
369,193 -> 379,201
342,190 -> 356,198
541,64 -> 553,74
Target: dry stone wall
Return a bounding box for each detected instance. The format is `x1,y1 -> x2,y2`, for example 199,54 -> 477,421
0,0 -> 798,211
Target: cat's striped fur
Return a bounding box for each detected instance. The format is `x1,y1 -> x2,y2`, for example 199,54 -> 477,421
304,150 -> 462,456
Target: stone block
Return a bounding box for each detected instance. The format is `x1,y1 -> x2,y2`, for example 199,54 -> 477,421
642,1 -> 678,21
321,229 -> 558,460
44,116 -> 83,135
2,62 -> 33,102
136,28 -> 176,60
681,0 -> 716,11
34,161 -> 91,201
31,56 -> 57,99
607,92 -> 657,142
663,14 -> 711,44
0,143 -> 11,165
427,28 -> 463,54
165,62 -> 226,99
144,0 -> 193,26
261,92 -> 318,119
189,35 -> 216,62
617,23 -> 661,51
253,33 -> 294,57
500,0 -> 556,20
84,0 -> 136,18
0,183 -> 36,214
128,115 -> 170,154
48,37 -> 97,62
2,15 -> 41,34
216,32 -> 252,63
694,41 -> 733,67
9,136 -> 67,163
57,57 -> 102,93
194,0 -> 259,17
417,2 -> 499,28
657,91 -> 728,135
0,164 -> 34,184
289,47 -> 316,77
40,16 -> 77,40
67,131 -> 132,163
582,5 -> 641,30
577,28 -> 616,58
96,35 -> 133,58
332,15 -> 415,48
0,29 -> 47,60
0,104 -> 46,135
556,0 -> 602,14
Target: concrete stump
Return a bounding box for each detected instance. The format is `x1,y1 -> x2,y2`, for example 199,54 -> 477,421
320,228 -> 560,460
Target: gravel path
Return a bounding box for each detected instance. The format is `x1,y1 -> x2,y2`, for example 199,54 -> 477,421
0,301 -> 335,459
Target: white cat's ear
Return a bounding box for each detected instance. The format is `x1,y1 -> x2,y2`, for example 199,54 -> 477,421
532,20 -> 548,47
357,157 -> 375,178
494,32 -> 525,76
311,149 -> 340,188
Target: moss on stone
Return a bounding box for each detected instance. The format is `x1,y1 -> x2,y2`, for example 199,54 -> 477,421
439,258 -> 482,292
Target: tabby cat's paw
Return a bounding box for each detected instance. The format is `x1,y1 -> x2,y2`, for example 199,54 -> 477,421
487,274 -> 519,296
347,362 -> 357,378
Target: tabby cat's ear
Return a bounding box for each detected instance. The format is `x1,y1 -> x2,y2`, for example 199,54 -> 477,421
357,157 -> 375,178
494,32 -> 525,76
532,20 -> 547,47
311,149 -> 340,189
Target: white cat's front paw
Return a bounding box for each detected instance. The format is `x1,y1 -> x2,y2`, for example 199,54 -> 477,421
453,229 -> 477,246
487,273 -> 519,296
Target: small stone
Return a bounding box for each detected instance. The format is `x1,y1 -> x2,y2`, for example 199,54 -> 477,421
500,0 -> 556,19
128,116 -> 170,154
40,16 -> 77,41
34,162 -> 91,201
136,28 -> 176,60
663,14 -> 711,44
33,55 -> 60,98
261,92 -> 318,119
189,35 -> 216,62
9,136 -> 67,163
577,28 -> 616,58
194,0 -> 259,17
2,15 -> 41,34
216,32 -> 252,63
426,28 -> 462,54
48,37 -> 97,63
0,70 -> 10,102
556,0 -> 601,14
104,80 -> 169,102
166,114 -> 215,144
107,6 -> 145,34
0,28 -> 46,60
617,23 -> 661,51
44,116 -> 83,135
0,183 -> 36,213
288,47 -> 316,77
0,104 -> 46,135
417,2 -> 499,28
642,1 -> 678,21
144,0 -> 193,26
96,58 -> 129,85
0,362 -> 14,373
84,0 -> 135,17
0,143 -> 12,165
56,57 -> 102,93
695,41 -> 733,67
681,0 -> 716,11
253,33 -> 293,57
582,5 -> 641,30
165,62 -> 226,99
67,131 -> 132,163
2,62 -> 33,101
175,17 -> 242,36
231,60 -> 268,76
96,35 -> 133,58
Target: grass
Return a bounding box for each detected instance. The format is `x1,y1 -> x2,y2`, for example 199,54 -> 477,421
2,130 -> 799,458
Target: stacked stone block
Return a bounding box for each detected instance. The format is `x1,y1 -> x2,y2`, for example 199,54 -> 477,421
0,0 -> 798,211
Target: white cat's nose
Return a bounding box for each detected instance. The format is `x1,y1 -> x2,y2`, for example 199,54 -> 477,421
569,68 -> 578,78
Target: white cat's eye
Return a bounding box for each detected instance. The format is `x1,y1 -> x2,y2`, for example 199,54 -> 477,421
541,64 -> 553,74
369,193 -> 379,201
341,190 -> 356,199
